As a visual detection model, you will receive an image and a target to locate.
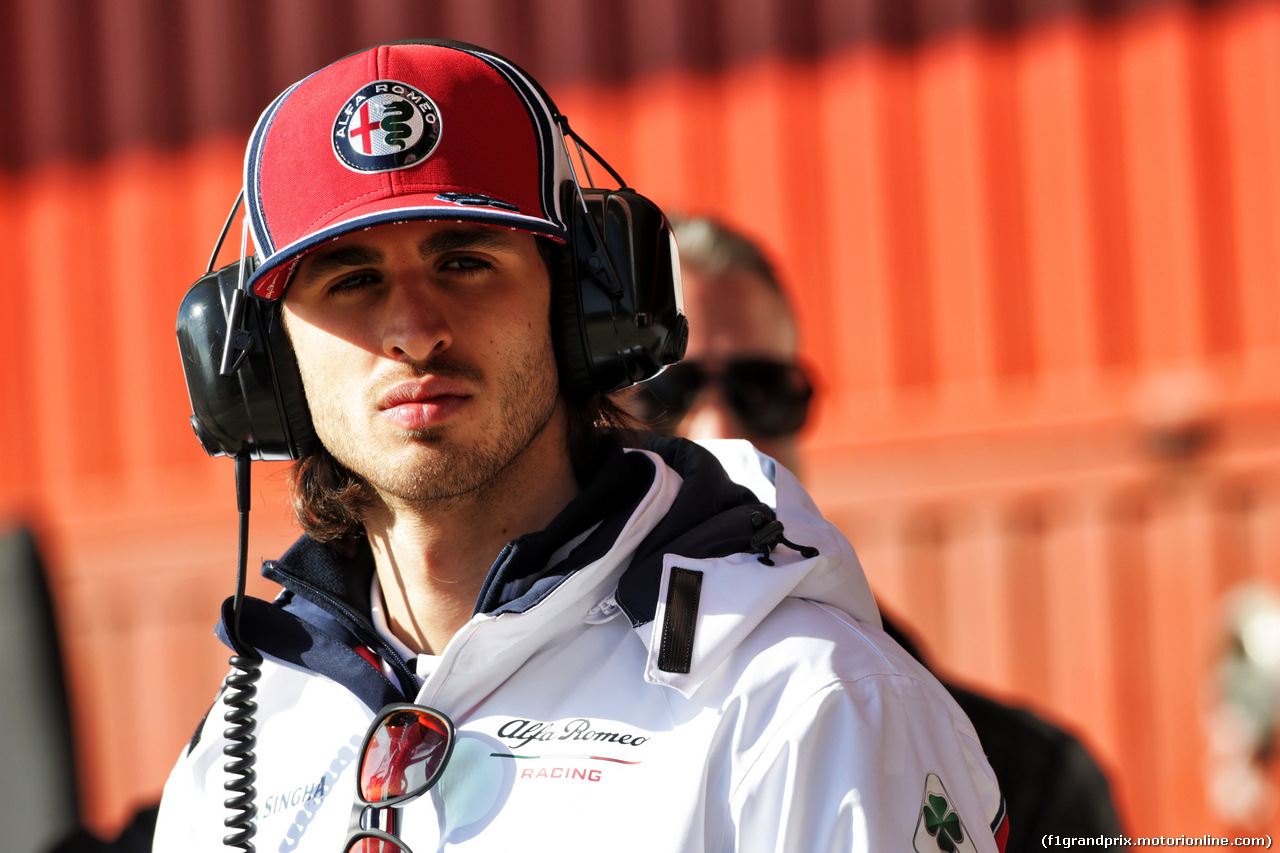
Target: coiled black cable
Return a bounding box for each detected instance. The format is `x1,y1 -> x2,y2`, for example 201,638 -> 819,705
221,451 -> 262,851
221,652 -> 260,850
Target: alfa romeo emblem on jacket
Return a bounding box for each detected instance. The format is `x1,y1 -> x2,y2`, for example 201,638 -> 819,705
332,80 -> 441,172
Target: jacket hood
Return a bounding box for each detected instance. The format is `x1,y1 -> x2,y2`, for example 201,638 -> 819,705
632,437 -> 881,697
691,438 -> 881,629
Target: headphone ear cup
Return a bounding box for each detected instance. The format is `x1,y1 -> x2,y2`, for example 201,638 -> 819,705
550,237 -> 597,399
175,262 -> 315,460
260,301 -> 317,458
556,186 -> 688,396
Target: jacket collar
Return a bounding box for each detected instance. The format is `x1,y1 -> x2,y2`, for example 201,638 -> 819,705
259,435 -> 778,629
229,435 -> 781,707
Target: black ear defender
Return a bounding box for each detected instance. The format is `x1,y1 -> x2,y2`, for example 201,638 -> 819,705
175,193 -> 315,461
553,183 -> 688,397
548,118 -> 688,398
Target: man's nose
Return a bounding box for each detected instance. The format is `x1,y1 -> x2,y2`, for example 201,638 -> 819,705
382,278 -> 452,362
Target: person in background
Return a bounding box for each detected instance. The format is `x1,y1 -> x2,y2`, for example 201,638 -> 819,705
627,214 -> 1125,853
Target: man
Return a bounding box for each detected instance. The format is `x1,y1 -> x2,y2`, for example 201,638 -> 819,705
629,214 -> 1124,853
155,41 -> 1008,852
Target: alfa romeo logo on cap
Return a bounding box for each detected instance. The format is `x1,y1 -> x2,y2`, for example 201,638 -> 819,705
333,80 -> 441,173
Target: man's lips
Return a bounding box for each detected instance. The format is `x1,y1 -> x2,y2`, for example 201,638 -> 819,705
377,378 -> 473,429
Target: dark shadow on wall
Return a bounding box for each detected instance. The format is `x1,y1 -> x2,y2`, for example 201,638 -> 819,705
0,526 -> 80,853
0,0 -> 1247,174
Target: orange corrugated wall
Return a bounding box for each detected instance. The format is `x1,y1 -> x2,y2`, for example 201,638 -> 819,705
3,0 -> 1279,840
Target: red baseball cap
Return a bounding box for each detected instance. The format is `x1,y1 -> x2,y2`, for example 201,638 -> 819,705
244,40 -> 574,300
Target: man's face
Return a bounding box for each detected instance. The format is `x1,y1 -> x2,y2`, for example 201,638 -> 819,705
282,220 -> 565,508
667,267 -> 804,473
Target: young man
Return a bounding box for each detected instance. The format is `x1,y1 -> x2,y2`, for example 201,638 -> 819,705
156,41 -> 1008,852
630,214 -> 1124,852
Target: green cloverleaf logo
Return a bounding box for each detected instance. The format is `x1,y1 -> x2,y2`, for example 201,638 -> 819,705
923,793 -> 964,853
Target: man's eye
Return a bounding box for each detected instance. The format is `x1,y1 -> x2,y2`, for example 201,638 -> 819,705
325,272 -> 378,296
442,255 -> 491,273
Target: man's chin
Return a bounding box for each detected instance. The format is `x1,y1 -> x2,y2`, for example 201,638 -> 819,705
358,442 -> 498,505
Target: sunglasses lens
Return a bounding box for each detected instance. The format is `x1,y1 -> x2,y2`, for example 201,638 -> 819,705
359,708 -> 454,804
632,359 -> 812,438
721,360 -> 813,437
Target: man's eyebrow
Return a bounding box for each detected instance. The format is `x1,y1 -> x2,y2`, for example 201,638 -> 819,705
418,228 -> 522,258
297,245 -> 385,286
294,227 -> 522,289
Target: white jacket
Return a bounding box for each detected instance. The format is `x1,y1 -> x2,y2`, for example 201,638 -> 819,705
154,437 -> 1007,852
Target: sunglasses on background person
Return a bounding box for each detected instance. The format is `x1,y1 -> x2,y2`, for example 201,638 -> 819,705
630,358 -> 815,438
344,704 -> 456,853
